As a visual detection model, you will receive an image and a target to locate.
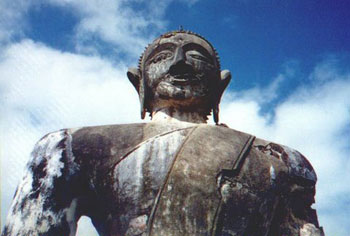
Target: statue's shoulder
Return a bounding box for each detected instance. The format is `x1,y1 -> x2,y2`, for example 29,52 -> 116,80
67,123 -> 147,160
37,122 -> 196,157
196,123 -> 254,140
206,124 -> 317,184
33,123 -> 147,155
70,123 -> 147,137
253,136 -> 317,184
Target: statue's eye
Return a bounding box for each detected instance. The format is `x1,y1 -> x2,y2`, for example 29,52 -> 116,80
152,51 -> 173,63
191,54 -> 206,60
187,51 -> 212,64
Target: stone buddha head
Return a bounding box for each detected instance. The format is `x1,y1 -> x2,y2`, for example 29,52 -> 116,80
127,30 -> 231,124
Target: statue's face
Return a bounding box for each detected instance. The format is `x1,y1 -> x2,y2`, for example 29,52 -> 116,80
142,33 -> 220,110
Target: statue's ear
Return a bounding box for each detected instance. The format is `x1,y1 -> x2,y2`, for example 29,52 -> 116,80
219,70 -> 231,94
127,67 -> 141,93
128,67 -> 147,119
213,70 -> 232,124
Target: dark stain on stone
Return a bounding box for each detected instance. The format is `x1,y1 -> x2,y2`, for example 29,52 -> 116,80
40,220 -> 70,236
29,158 -> 48,200
255,143 -> 283,159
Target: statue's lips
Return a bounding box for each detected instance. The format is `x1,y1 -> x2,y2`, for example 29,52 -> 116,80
168,74 -> 200,85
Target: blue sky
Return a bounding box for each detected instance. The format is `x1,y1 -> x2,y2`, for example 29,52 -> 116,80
1,0 -> 350,235
24,1 -> 350,90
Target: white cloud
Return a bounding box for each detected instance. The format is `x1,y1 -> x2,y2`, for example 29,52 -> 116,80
231,73 -> 284,104
309,56 -> 342,83
0,0 -> 31,43
0,0 -> 176,59
0,40 -> 140,234
221,59 -> 350,236
179,0 -> 199,6
47,0 -> 169,57
222,60 -> 298,106
76,217 -> 99,236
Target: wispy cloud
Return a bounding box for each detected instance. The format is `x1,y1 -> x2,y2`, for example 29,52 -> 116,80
0,0 -> 176,58
47,0 -> 169,58
0,40 -> 140,234
0,0 -> 31,43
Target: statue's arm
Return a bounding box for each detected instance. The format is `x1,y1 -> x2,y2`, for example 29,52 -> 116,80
274,146 -> 325,236
2,130 -> 83,236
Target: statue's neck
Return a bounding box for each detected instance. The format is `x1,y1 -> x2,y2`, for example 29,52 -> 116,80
151,107 -> 207,124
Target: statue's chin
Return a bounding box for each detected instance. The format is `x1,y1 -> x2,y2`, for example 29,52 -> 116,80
153,82 -> 210,112
156,81 -> 207,100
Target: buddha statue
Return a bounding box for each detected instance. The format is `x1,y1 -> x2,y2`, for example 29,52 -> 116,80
2,30 -> 324,236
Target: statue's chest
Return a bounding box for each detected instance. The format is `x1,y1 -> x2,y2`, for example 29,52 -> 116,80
111,125 -> 288,236
111,128 -> 190,235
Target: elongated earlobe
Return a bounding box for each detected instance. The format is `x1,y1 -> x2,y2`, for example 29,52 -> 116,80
213,70 -> 231,124
127,67 -> 146,119
219,70 -> 231,93
127,67 -> 140,93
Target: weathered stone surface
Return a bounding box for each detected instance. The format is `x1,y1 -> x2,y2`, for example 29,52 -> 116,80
149,125 -> 252,235
300,224 -> 325,236
2,30 -> 324,236
127,30 -> 231,123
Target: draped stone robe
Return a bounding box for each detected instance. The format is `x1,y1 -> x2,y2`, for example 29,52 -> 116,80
2,122 -> 324,236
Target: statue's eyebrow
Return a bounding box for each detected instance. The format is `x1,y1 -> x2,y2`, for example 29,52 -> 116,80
146,42 -> 176,61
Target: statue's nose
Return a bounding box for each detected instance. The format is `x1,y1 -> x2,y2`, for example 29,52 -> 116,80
169,47 -> 193,75
172,47 -> 186,65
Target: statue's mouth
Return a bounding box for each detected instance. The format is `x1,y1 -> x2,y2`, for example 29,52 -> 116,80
167,73 -> 200,85
166,62 -> 201,85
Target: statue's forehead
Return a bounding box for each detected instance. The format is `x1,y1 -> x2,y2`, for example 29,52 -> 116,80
151,33 -> 215,55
